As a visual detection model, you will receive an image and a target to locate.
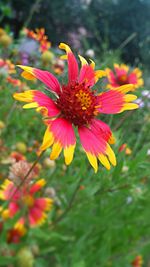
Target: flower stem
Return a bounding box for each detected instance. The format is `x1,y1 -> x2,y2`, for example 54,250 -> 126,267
52,177 -> 83,226
113,110 -> 134,131
95,183 -> 130,196
24,0 -> 42,27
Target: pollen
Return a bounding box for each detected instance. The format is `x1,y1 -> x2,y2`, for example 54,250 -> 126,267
56,82 -> 98,126
23,195 -> 34,207
75,90 -> 92,110
117,74 -> 128,85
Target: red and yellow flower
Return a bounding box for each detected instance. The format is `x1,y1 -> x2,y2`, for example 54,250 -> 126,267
39,39 -> 51,53
131,255 -> 143,267
13,43 -> 138,172
10,151 -> 26,162
106,64 -> 144,90
24,28 -> 37,39
24,28 -> 51,53
118,143 -> 132,155
7,76 -> 21,87
0,58 -> 16,74
7,218 -> 26,243
0,178 -> 53,227
35,28 -> 47,42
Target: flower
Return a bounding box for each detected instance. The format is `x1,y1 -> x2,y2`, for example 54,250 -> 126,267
7,218 -> 26,243
122,165 -> 129,173
0,34 -> 12,47
118,143 -> 132,155
10,151 -> 26,162
15,141 -> 27,153
39,39 -> 51,53
105,64 -> 144,90
85,49 -> 95,58
0,120 -> 5,130
13,43 -> 138,172
0,58 -> 15,75
24,28 -> 37,39
147,149 -> 150,156
134,98 -> 145,108
41,51 -> 54,65
131,255 -> 143,267
35,28 -> 47,42
0,28 -> 12,47
0,178 -> 53,226
141,90 -> 149,97
35,28 -> 51,53
7,76 -> 21,87
53,58 -> 65,75
8,160 -> 38,184
0,28 -> 5,37
24,28 -> 51,53
16,247 -> 34,267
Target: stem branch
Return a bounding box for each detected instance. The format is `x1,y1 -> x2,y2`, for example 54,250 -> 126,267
10,150 -> 45,200
52,177 -> 83,226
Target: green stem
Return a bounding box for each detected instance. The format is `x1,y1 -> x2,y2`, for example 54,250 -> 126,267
24,0 -> 43,28
113,110 -> 134,131
52,177 -> 83,226
95,183 -> 130,196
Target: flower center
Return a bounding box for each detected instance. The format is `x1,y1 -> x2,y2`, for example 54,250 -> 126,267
117,74 -> 128,85
23,195 -> 34,207
56,82 -> 98,126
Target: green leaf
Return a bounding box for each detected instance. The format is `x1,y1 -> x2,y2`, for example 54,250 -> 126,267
0,256 -> 16,266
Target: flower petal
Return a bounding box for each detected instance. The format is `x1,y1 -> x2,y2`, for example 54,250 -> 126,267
30,179 -> 46,194
13,90 -> 60,117
40,118 -> 76,164
78,126 -> 116,172
86,153 -> 98,173
50,118 -> 76,164
64,144 -> 76,165
34,198 -> 53,211
128,71 -> 144,89
90,119 -> 115,144
114,63 -> 128,76
59,43 -> 79,83
97,85 -> 138,114
29,207 -> 47,226
78,55 -> 88,66
98,154 -> 111,170
50,142 -> 62,160
133,68 -> 142,78
79,64 -> 95,87
17,65 -> 61,94
106,143 -> 116,166
9,202 -> 20,217
128,72 -> 138,85
105,68 -> 117,88
40,126 -> 54,151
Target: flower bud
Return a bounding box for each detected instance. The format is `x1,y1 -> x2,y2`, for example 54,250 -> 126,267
85,49 -> 95,58
0,34 -> 12,47
0,28 -> 5,38
16,142 -> 27,154
43,157 -> 56,169
0,120 -> 5,130
41,51 -> 54,65
30,244 -> 40,256
16,247 -> 34,267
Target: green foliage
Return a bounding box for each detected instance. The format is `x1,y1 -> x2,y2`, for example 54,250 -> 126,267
0,3 -> 150,266
0,63 -> 150,266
